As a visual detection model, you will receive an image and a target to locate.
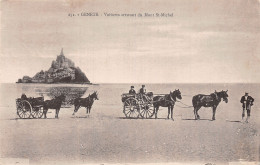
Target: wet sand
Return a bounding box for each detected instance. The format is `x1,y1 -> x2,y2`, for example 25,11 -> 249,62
0,83 -> 259,164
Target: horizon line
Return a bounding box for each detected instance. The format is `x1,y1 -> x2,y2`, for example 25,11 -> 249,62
1,82 -> 260,84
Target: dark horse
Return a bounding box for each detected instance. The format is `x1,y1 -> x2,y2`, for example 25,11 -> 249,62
192,90 -> 228,120
72,91 -> 99,115
43,94 -> 66,119
153,89 -> 182,120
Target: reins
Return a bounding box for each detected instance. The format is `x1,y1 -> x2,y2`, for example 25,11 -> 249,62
175,100 -> 193,108
157,93 -> 194,109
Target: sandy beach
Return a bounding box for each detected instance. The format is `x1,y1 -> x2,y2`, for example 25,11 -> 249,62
0,83 -> 259,165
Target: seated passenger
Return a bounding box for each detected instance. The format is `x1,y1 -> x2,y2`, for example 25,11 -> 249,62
139,85 -> 146,94
139,85 -> 150,102
21,93 -> 28,100
129,86 -> 136,95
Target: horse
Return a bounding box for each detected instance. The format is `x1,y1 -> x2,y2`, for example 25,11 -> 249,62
192,90 -> 228,120
43,94 -> 66,119
72,91 -> 99,115
153,89 -> 182,120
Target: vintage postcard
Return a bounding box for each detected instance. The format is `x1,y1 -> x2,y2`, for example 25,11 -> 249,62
0,0 -> 259,165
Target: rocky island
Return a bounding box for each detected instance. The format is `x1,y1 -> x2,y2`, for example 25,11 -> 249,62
17,49 -> 90,84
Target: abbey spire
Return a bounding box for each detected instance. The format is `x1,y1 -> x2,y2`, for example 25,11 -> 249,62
60,48 -> 64,56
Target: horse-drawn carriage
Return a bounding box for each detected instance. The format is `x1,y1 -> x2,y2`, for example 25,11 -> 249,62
121,89 -> 229,121
121,92 -> 155,118
121,89 -> 183,119
16,96 -> 45,119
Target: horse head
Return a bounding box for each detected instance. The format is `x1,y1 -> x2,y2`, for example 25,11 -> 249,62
91,91 -> 99,100
172,89 -> 182,100
220,90 -> 228,103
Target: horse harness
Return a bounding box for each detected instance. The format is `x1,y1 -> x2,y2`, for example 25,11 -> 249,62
212,92 -> 219,102
162,94 -> 175,103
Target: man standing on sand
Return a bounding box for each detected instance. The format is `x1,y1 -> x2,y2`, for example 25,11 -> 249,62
240,92 -> 254,123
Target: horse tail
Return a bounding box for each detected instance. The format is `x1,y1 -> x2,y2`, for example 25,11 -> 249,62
153,96 -> 161,108
192,95 -> 197,107
43,100 -> 49,111
43,102 -> 46,110
74,98 -> 80,106
152,96 -> 158,106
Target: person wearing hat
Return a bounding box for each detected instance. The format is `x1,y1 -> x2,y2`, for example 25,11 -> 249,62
129,86 -> 136,95
138,85 -> 149,102
21,93 -> 28,100
240,92 -> 254,123
139,85 -> 146,95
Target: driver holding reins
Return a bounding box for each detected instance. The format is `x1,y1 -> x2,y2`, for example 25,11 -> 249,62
139,85 -> 149,102
139,85 -> 146,94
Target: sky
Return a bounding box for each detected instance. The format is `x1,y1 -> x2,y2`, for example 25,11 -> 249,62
0,0 -> 259,83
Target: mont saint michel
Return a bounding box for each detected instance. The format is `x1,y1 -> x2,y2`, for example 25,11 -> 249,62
17,49 -> 90,84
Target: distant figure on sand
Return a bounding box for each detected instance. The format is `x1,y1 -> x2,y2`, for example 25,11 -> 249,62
129,86 -> 136,95
240,92 -> 254,123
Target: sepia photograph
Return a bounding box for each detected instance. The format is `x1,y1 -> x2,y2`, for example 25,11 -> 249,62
0,0 -> 259,165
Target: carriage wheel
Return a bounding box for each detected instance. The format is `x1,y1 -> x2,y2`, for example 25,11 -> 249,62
17,100 -> 32,119
139,103 -> 155,118
123,98 -> 140,118
31,106 -> 44,118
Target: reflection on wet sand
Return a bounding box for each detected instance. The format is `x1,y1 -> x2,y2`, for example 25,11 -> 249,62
35,86 -> 88,107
